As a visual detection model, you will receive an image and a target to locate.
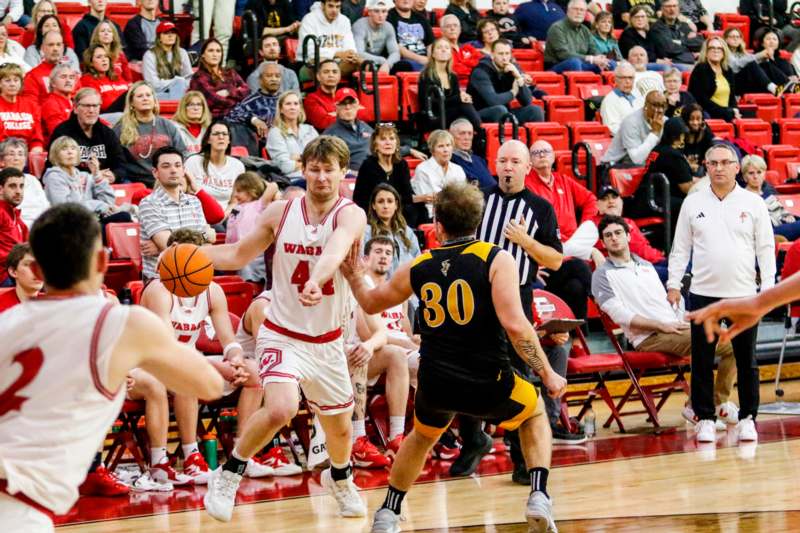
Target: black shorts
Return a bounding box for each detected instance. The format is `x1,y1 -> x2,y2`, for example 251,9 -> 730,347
413,366 -> 539,439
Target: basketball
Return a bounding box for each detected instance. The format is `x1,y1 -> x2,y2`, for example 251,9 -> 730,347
157,244 -> 214,298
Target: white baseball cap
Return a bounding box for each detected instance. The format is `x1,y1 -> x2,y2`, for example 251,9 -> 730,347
366,0 -> 394,10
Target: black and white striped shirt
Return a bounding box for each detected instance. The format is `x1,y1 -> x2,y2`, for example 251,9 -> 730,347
479,187 -> 562,287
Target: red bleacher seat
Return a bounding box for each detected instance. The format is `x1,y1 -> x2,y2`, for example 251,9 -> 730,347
740,93 -> 782,123
417,223 -> 440,250
777,194 -> 800,217
484,123 -> 529,175
563,71 -> 602,98
511,48 -> 544,72
231,146 -> 249,158
734,118 -> 773,147
353,72 -> 400,122
764,144 -> 800,183
217,280 -> 254,318
105,223 -> 142,293
196,312 -> 241,354
125,280 -> 144,305
705,119 -> 734,139
578,84 -> 612,101
397,72 -> 421,121
784,93 -> 800,118
777,118 -> 800,145
529,72 -> 565,96
159,100 -> 179,118
526,122 -> 569,151
542,95 -> 584,123
28,151 -> 47,179
717,13 -> 750,46
284,38 -> 299,61
608,167 -> 646,198
570,122 -> 612,160
111,183 -> 146,206
405,157 -> 422,173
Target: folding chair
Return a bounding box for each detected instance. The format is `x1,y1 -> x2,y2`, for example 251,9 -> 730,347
105,223 -> 142,293
734,118 -> 773,147
105,400 -> 148,472
597,309 -> 690,432
525,122 -> 570,151
740,94 -> 782,123
111,183 -> 146,206
704,119 -> 734,139
763,144 -> 800,183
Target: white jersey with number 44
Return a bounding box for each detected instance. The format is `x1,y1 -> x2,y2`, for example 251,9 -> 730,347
267,197 -> 355,338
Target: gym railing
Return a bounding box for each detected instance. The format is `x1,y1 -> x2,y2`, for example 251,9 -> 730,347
301,35 -> 320,91
497,112 -> 520,144
571,141 -> 595,195
358,61 -> 381,123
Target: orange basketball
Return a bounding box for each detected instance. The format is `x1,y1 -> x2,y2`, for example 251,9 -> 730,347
157,243 -> 214,298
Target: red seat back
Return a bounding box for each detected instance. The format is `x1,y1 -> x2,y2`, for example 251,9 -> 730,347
764,144 -> 800,183
526,122 -> 569,151
106,223 -> 142,271
741,93 -> 782,123
111,183 -> 147,206
417,223 -> 440,250
159,100 -> 179,118
196,312 -> 241,354
734,118 -> 773,147
705,119 -> 734,139
217,281 -> 254,318
563,72 -> 602,98
126,280 -> 144,304
717,13 -> 750,47
777,194 -> 800,217
529,72 -> 565,96
543,95 -> 584,123
578,84 -> 612,101
608,167 -> 647,198
778,118 -> 800,145
28,151 -> 47,179
484,123 -> 529,175
512,48 -> 544,72
353,72 -> 400,122
532,289 -> 576,322
784,93 -> 800,118
397,72 -> 421,120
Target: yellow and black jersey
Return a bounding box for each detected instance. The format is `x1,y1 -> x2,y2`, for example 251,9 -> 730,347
409,239 -> 509,384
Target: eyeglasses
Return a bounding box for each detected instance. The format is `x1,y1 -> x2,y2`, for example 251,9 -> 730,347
706,160 -> 737,168
77,103 -> 101,109
530,149 -> 552,157
376,122 -> 396,129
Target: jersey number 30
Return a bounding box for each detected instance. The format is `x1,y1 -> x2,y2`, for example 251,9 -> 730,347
0,348 -> 44,417
291,260 -> 334,295
420,280 -> 475,328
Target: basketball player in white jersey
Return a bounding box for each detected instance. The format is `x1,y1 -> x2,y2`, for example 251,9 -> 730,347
202,136 -> 367,522
141,229 -> 272,482
0,204 -> 224,533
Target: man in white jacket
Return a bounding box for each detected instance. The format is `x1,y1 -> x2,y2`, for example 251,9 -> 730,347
299,0 -> 364,78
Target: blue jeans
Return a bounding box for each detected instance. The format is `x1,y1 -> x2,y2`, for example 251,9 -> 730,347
478,103 -> 544,123
549,57 -> 617,74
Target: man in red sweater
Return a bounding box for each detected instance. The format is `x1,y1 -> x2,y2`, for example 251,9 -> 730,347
303,59 -> 368,131
0,168 -> 29,286
41,64 -> 77,141
591,185 -> 668,281
0,243 -> 42,312
23,31 -> 71,106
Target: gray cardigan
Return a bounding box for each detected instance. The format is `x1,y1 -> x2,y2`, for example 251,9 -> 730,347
43,165 -> 115,214
142,48 -> 193,91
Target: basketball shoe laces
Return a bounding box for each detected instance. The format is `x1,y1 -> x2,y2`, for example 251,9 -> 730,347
215,470 -> 242,501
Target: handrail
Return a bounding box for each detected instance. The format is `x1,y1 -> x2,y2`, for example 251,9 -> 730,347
571,141 -> 595,194
646,172 -> 671,254
497,112 -> 519,144
167,0 -> 205,42
242,10 -> 260,68
358,61 -> 381,123
423,84 -> 446,130
301,35 -> 320,90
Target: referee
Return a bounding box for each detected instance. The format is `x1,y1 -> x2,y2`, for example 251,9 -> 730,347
453,140 -> 570,482
667,143 -> 775,444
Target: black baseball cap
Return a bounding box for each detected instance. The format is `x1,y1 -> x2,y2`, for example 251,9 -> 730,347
598,186 -> 620,199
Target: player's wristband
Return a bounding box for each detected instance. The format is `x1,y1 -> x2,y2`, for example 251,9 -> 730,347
223,342 -> 243,358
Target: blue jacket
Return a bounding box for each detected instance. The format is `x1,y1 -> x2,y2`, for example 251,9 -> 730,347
514,0 -> 565,41
452,150 -> 496,192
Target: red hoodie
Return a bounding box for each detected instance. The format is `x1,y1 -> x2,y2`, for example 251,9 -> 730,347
22,61 -> 55,105
41,92 -> 73,141
303,88 -> 369,131
79,73 -> 130,112
0,95 -> 44,150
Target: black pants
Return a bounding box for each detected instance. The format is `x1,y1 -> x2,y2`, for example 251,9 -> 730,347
688,293 -> 760,420
733,61 -> 773,96
544,258 -> 592,319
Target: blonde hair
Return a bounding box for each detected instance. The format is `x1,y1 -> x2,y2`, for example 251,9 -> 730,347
422,38 -> 454,83
173,90 -> 211,128
742,154 -> 767,174
0,62 -> 23,83
49,135 -> 79,166
89,19 -> 123,62
723,27 -> 746,55
233,171 -> 266,201
698,37 -> 730,70
427,129 -> 454,152
272,90 -> 306,136
31,0 -> 57,26
118,81 -> 160,146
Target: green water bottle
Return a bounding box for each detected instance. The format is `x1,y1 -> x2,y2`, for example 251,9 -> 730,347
202,435 -> 218,470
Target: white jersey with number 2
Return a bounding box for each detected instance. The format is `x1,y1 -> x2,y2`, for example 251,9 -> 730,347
266,197 -> 354,338
0,295 -> 128,515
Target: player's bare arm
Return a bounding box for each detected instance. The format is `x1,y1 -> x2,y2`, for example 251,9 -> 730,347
688,270 -> 800,343
350,306 -> 388,367
490,250 -> 567,398
208,282 -> 248,385
109,306 -> 224,401
140,280 -> 174,326
202,199 -> 286,271
300,204 -> 367,306
341,242 -> 415,314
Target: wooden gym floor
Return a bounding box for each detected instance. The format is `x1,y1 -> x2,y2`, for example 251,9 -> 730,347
57,375 -> 800,532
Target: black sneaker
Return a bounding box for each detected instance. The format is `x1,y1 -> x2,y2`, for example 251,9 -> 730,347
552,426 -> 587,445
511,462 -> 529,485
448,431 -> 492,477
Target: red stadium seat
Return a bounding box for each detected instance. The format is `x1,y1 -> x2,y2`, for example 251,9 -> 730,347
777,194 -> 800,217
417,223 -> 440,250
217,280 -> 255,318
563,71 -> 602,98
705,119 -> 734,139
125,280 -> 144,304
526,122 -> 569,151
734,118 -> 773,147
405,157 -> 423,173
105,223 -> 142,293
784,93 -> 800,118
159,100 -> 180,118
353,72 -> 400,122
196,312 -> 241,354
763,144 -> 800,183
601,70 -> 616,85
231,146 -> 249,158
608,167 -> 646,198
529,71 -> 565,96
578,84 -> 612,101
740,93 -> 782,123
397,71 -> 421,121
777,118 -> 800,145
28,151 -> 47,179
284,38 -> 299,61
511,48 -> 544,72
484,122 -> 529,175
570,121 -> 612,149
111,183 -> 146,206
542,95 -> 584,123
717,13 -> 750,46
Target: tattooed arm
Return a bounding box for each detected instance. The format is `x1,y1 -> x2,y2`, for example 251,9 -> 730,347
490,251 -> 567,398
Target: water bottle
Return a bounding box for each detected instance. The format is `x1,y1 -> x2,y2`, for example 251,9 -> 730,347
202,434 -> 218,470
584,407 -> 596,438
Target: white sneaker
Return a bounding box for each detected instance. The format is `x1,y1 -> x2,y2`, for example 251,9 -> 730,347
203,467 -> 243,522
320,468 -> 367,517
716,402 -> 739,425
683,404 -> 726,430
694,419 -> 716,443
736,416 -> 758,442
245,458 -> 274,478
526,491 -> 558,533
130,471 -> 173,492
371,507 -> 401,533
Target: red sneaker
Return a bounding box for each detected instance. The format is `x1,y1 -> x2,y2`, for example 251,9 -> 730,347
182,452 -> 211,485
386,435 -> 404,457
351,436 -> 391,469
151,460 -> 193,486
433,439 -> 461,461
79,465 -> 129,497
256,446 -> 302,476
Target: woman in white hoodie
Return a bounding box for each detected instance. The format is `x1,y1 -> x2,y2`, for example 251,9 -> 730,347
298,0 -> 363,77
0,23 -> 29,73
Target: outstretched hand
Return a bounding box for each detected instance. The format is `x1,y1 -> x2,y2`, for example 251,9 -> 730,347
339,240 -> 366,280
686,297 -> 764,343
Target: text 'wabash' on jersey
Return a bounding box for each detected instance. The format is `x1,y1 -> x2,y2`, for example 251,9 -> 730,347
409,239 -> 508,383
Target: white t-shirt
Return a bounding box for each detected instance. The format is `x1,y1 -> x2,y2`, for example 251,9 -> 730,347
184,154 -> 246,210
